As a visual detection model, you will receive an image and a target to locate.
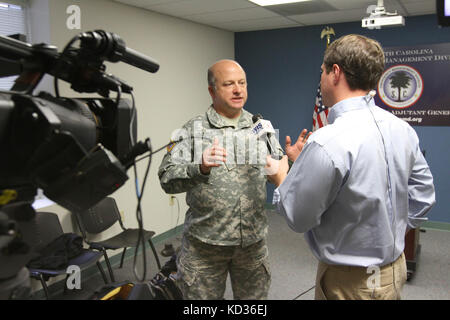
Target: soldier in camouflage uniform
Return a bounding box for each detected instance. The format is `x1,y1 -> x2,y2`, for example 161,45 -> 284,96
158,60 -> 283,300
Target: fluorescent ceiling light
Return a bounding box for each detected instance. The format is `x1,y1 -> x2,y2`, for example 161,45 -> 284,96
248,0 -> 312,6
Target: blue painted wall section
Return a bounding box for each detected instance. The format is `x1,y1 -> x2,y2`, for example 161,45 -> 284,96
235,14 -> 450,223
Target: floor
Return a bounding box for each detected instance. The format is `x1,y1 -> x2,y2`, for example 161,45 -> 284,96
35,210 -> 450,300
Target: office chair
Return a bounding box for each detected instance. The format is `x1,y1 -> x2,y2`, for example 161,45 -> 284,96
72,197 -> 161,282
27,211 -> 109,299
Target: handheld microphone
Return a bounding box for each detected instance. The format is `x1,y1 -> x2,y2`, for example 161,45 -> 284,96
251,114 -> 281,159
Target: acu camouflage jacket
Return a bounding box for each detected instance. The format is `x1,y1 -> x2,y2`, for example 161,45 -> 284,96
158,106 -> 283,247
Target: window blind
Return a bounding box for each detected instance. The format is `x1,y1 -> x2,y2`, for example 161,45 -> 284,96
0,2 -> 27,90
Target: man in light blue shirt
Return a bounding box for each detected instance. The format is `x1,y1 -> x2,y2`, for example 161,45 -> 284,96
267,34 -> 435,300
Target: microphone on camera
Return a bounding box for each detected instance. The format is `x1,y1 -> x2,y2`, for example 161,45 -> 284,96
79,30 -> 160,74
251,114 -> 280,159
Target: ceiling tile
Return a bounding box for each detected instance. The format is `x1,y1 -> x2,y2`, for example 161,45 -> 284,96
113,0 -> 182,7
399,0 -> 432,3
401,2 -> 436,15
289,8 -> 367,25
212,16 -> 298,32
323,0 -> 374,10
110,0 -> 436,32
264,0 -> 336,16
186,7 -> 279,24
145,0 -> 256,17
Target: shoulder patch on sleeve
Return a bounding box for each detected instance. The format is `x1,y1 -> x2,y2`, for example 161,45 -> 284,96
167,140 -> 177,153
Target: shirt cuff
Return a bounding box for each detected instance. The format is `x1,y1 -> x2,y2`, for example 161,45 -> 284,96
407,216 -> 428,230
187,164 -> 210,183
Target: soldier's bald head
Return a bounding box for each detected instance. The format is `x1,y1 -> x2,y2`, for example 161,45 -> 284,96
208,60 -> 245,90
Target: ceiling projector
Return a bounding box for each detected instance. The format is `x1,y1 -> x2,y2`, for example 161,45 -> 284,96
362,0 -> 405,29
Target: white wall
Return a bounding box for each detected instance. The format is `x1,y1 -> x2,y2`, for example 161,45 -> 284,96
28,0 -> 53,93
27,0 -> 233,290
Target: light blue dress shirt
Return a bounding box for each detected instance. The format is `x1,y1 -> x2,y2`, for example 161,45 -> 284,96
273,95 -> 435,267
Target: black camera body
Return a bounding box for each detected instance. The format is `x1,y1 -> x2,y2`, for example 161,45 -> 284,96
0,30 -> 159,298
0,91 -> 133,211
0,30 -> 159,209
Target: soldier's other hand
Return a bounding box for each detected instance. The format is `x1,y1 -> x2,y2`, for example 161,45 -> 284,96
200,137 -> 227,175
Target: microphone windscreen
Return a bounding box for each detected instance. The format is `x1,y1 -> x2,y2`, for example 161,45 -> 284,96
252,114 -> 262,123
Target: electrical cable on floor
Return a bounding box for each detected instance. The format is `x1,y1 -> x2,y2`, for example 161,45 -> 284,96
292,285 -> 315,300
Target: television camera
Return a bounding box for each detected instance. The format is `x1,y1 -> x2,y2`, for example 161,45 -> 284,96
0,30 -> 159,299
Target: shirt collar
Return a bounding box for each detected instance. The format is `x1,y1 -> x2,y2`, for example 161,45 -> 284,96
206,105 -> 253,129
327,94 -> 376,124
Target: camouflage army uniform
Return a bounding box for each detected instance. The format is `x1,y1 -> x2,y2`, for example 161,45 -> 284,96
158,105 -> 283,300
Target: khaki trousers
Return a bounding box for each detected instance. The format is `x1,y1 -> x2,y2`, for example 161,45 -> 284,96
315,253 -> 407,300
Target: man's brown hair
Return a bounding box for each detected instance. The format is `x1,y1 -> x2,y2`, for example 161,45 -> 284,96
323,34 -> 385,91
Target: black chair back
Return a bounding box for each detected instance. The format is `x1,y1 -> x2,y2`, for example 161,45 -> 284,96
34,212 -> 64,252
71,196 -> 161,279
77,197 -> 121,234
28,211 -> 110,299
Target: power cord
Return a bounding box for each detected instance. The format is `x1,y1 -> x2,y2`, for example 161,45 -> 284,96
292,285 -> 315,300
134,138 -> 183,164
128,105 -> 183,280
54,34 -> 82,98
161,195 -> 181,257
130,91 -> 151,282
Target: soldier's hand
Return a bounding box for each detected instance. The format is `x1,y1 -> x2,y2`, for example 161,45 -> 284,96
200,138 -> 227,175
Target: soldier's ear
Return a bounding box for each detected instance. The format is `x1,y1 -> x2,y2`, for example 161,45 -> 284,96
208,86 -> 216,99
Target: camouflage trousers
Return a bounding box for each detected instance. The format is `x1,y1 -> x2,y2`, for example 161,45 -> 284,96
176,234 -> 271,300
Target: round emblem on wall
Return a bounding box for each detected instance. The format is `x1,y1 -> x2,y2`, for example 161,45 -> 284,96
378,65 -> 423,109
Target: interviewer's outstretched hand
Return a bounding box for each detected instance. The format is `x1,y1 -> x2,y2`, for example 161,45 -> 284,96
285,129 -> 312,162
